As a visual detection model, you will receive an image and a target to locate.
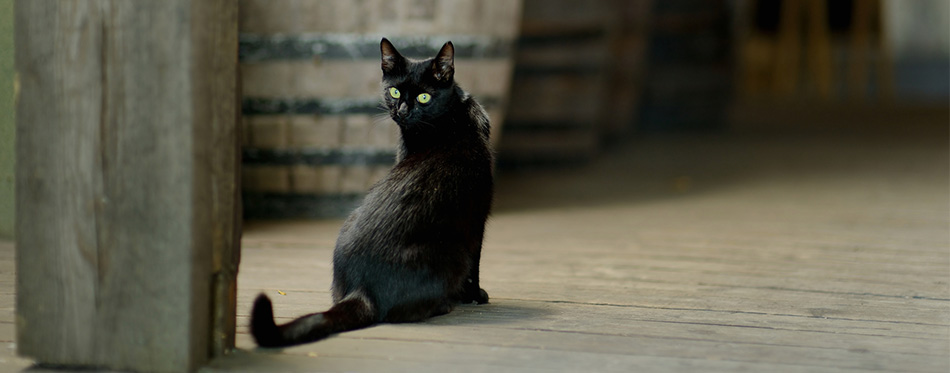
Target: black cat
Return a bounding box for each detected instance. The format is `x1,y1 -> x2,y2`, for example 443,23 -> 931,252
250,38 -> 494,348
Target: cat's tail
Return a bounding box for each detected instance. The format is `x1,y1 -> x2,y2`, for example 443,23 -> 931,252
250,292 -> 376,348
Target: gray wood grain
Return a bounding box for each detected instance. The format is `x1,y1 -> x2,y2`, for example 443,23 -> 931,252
15,1 -> 102,365
15,1 -> 238,371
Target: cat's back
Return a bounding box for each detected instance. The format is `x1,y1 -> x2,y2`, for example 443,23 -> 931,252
338,90 -> 493,241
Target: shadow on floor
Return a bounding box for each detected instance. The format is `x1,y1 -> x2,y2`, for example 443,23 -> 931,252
493,126 -> 949,214
426,300 -> 557,326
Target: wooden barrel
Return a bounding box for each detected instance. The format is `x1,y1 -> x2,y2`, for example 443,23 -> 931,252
602,1 -> 652,138
498,0 -> 618,165
638,0 -> 732,131
238,0 -> 523,218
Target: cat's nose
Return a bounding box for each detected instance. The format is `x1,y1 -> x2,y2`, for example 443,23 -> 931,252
396,102 -> 409,119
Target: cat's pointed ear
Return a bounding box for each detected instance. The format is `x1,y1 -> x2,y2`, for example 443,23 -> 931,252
432,41 -> 455,82
381,38 -> 405,74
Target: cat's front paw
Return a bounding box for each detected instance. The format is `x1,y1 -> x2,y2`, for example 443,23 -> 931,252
473,288 -> 489,304
464,288 -> 488,304
456,286 -> 489,304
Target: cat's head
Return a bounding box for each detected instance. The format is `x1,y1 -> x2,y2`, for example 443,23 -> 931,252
380,38 -> 457,129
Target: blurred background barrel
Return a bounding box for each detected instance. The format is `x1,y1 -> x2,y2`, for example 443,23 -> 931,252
239,0 -> 523,218
498,0 -> 651,166
498,0 -> 615,165
639,0 -> 733,131
602,1 -> 652,139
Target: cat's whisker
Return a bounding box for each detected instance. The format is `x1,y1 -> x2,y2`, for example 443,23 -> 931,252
372,113 -> 391,122
372,114 -> 394,129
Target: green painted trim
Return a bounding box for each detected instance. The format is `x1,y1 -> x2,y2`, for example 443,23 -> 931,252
0,0 -> 14,239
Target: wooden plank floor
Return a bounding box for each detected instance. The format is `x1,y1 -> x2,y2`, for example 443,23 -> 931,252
2,128 -> 948,372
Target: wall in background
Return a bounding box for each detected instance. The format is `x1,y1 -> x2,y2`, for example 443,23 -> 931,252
884,0 -> 950,100
885,0 -> 949,59
0,0 -> 14,239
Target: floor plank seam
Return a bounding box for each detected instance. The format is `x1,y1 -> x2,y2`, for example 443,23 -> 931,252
500,298 -> 950,327
324,329 -> 948,360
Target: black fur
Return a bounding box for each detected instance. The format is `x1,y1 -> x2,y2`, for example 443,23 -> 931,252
251,38 -> 493,348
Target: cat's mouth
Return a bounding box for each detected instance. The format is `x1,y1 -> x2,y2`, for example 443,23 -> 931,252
390,113 -> 410,126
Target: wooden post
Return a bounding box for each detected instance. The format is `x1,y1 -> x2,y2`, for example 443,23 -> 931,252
850,0 -> 894,101
15,1 -> 239,372
196,0 -> 242,358
773,0 -> 801,96
849,0 -> 873,99
874,0 -> 894,100
805,0 -> 833,100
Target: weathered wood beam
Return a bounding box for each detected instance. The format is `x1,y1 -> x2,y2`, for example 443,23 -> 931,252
15,1 -> 238,371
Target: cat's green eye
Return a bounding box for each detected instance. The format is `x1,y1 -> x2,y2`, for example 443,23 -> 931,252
417,93 -> 431,104
389,87 -> 401,99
